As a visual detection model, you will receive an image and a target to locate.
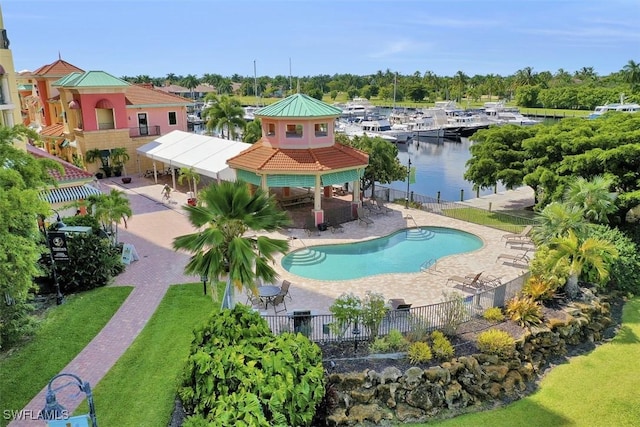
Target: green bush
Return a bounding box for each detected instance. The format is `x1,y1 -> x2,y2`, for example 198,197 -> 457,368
506,296 -> 543,327
587,224 -> 640,294
431,330 -> 455,360
329,292 -> 361,338
361,291 -> 387,340
46,233 -> 124,293
477,329 -> 516,358
179,305 -> 325,426
386,329 -> 410,351
369,337 -> 391,353
522,275 -> 558,301
407,341 -> 432,364
483,307 -> 505,322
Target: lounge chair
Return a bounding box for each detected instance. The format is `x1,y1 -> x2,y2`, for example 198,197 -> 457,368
447,272 -> 484,291
328,220 -> 344,233
363,200 -> 383,216
375,199 -> 393,215
501,225 -> 533,241
496,250 -> 531,265
278,280 -> 292,301
357,207 -> 374,227
504,236 -> 534,248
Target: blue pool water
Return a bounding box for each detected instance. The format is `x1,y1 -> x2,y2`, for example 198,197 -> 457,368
281,227 -> 483,280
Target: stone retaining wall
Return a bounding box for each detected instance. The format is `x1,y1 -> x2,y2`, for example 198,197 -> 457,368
326,294 -> 612,425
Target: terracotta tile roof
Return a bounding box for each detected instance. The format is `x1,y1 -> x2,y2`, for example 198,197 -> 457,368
27,144 -> 94,183
32,59 -> 84,77
227,140 -> 368,173
40,123 -> 65,137
125,84 -> 192,106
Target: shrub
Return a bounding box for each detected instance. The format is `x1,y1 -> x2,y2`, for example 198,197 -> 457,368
360,291 -> 387,340
179,305 -> 325,426
386,329 -> 409,351
483,307 -> 505,322
506,296 -> 543,327
407,341 -> 432,364
477,329 -> 516,358
369,337 -> 391,353
431,330 -> 455,360
329,293 -> 361,338
439,291 -> 469,336
405,316 -> 431,342
522,275 -> 557,301
40,233 -> 124,293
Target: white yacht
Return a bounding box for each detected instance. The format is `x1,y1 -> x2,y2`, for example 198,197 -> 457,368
338,97 -> 376,118
483,102 -> 540,126
588,95 -> 640,119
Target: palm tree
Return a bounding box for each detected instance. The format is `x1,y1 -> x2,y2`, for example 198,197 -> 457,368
622,59 -> 640,93
532,202 -> 586,245
173,181 -> 291,307
564,175 -> 617,224
178,166 -> 201,195
109,147 -> 130,176
243,118 -> 262,144
181,74 -> 200,100
202,95 -> 246,139
87,189 -> 132,246
547,230 -> 618,299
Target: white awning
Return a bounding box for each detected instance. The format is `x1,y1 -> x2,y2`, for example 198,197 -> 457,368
137,130 -> 251,181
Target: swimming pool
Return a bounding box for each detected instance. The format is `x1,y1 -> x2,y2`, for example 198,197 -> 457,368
281,227 -> 483,280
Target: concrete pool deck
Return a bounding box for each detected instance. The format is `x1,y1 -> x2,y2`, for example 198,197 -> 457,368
251,201 -> 532,314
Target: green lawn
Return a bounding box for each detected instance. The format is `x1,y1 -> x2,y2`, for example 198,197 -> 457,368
441,206 -> 535,233
413,297 -> 640,426
75,283 -> 215,426
0,286 -> 132,427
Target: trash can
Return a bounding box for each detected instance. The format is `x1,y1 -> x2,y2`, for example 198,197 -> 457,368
317,222 -> 328,232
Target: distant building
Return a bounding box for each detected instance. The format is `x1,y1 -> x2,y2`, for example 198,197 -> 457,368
0,5 -> 23,140
20,58 -> 192,177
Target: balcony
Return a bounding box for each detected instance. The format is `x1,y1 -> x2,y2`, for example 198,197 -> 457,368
129,125 -> 161,138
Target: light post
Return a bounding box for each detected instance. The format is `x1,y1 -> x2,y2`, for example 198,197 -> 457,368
405,158 -> 412,209
39,211 -> 66,305
200,275 -> 208,296
39,372 -> 98,427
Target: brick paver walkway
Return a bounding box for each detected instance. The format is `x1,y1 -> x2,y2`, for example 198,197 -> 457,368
10,180 -> 197,426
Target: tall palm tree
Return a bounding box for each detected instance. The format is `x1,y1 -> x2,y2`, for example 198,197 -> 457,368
564,175 -> 617,224
202,95 -> 246,139
547,230 -> 618,299
87,189 -> 132,246
173,181 -> 291,307
622,59 -> 640,93
181,74 -> 200,100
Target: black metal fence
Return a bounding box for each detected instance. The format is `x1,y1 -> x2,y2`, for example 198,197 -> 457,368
371,186 -> 537,234
260,272 -> 529,343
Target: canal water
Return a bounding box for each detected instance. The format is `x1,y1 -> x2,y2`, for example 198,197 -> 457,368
387,137 -> 506,202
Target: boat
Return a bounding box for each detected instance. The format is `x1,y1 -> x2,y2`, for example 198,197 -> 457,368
483,102 -> 540,126
443,114 -> 492,138
243,106 -> 259,121
338,97 -> 376,118
338,115 -> 412,143
187,114 -> 204,125
388,110 -> 445,140
588,94 -> 640,119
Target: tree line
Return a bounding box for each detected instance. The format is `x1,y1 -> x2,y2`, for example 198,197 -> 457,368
121,60 -> 640,110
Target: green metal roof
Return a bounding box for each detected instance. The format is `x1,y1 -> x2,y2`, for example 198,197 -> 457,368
17,84 -> 33,91
255,93 -> 342,118
52,71 -> 130,88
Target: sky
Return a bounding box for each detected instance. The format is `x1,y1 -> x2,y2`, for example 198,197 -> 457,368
2,0 -> 639,80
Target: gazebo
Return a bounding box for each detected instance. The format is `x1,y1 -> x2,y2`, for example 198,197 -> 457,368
227,93 -> 369,226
